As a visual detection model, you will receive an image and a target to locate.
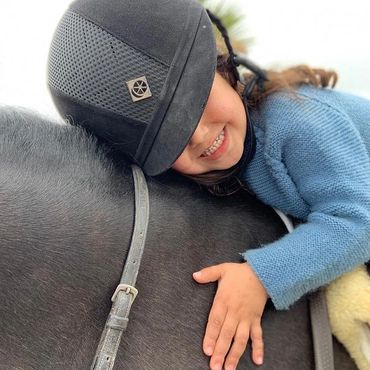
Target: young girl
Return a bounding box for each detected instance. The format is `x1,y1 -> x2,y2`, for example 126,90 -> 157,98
48,0 -> 370,369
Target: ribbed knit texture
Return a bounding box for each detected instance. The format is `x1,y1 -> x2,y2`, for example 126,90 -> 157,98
240,86 -> 370,309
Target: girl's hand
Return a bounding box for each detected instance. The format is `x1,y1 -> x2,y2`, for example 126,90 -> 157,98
193,262 -> 268,370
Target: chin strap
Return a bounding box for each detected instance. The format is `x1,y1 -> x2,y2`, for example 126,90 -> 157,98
206,9 -> 268,99
233,55 -> 268,99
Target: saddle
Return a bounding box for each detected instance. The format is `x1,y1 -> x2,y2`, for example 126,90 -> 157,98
326,263 -> 370,370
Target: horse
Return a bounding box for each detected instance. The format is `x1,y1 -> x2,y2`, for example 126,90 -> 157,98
0,107 -> 356,369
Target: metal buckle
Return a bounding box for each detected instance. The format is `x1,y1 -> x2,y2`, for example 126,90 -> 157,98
111,283 -> 139,303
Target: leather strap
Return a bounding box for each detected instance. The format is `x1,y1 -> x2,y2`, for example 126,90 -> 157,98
273,208 -> 335,370
309,290 -> 335,370
91,164 -> 149,370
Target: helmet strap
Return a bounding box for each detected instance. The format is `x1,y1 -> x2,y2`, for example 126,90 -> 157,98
206,9 -> 268,99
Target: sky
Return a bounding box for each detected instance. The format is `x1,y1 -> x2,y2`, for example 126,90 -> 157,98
0,0 -> 369,119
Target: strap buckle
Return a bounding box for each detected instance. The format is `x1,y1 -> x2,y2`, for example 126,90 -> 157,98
111,283 -> 138,303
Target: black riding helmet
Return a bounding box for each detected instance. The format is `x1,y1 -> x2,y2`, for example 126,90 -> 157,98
48,0 -> 267,176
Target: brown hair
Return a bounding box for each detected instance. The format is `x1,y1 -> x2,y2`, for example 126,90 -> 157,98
183,54 -> 338,196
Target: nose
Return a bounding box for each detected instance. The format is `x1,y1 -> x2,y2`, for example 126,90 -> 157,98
188,119 -> 209,148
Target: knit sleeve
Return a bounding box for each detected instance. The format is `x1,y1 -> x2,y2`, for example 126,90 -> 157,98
241,95 -> 370,310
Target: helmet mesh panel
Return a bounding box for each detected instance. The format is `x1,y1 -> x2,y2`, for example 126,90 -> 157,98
48,10 -> 168,123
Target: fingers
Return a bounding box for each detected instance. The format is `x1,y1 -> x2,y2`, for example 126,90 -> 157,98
208,314 -> 238,370
193,264 -> 224,284
251,321 -> 264,366
205,318 -> 264,370
203,296 -> 228,357
223,321 -> 249,370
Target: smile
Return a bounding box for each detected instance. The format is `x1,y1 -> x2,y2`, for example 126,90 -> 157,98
201,129 -> 225,157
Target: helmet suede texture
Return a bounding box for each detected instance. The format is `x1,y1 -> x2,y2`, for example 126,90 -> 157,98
48,0 -> 217,175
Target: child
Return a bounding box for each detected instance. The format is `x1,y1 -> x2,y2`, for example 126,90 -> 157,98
48,0 -> 370,369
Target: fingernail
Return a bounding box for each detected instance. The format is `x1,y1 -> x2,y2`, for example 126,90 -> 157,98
193,271 -> 201,278
256,356 -> 263,365
205,346 -> 213,356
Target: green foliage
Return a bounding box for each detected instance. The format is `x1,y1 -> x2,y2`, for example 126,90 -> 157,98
198,0 -> 252,52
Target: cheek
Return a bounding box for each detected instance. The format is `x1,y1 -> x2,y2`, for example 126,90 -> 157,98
208,95 -> 241,126
206,98 -> 229,122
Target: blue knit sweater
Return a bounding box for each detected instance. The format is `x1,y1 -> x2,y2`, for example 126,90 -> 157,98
240,86 -> 370,310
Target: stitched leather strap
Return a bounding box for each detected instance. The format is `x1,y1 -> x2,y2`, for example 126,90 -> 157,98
309,290 -> 335,370
91,165 -> 149,370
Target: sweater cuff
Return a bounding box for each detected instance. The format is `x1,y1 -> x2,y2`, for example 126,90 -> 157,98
240,248 -> 299,310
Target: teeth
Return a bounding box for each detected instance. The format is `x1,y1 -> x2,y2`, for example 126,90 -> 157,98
201,130 -> 225,157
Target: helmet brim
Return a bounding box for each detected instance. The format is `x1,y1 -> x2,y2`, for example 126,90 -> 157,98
142,11 -> 217,176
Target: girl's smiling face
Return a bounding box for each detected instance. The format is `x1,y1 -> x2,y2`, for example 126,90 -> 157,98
172,72 -> 247,175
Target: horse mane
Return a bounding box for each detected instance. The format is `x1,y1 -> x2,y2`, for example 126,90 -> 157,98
0,106 -> 121,185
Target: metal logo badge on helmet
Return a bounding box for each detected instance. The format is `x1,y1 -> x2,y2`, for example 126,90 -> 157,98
126,76 -> 152,102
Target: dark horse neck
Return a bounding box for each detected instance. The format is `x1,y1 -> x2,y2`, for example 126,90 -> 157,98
0,108 -> 356,370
